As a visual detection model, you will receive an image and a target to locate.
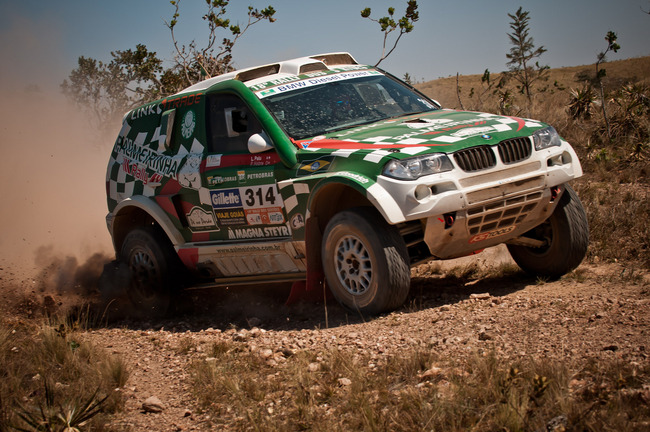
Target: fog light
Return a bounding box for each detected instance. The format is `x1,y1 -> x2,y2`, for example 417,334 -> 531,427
414,184 -> 432,201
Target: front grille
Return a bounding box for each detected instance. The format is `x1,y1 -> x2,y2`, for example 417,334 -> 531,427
498,137 -> 532,164
454,146 -> 496,172
466,192 -> 543,236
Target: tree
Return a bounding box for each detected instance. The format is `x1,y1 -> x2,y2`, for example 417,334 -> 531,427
505,7 -> 549,105
62,0 -> 276,127
595,31 -> 621,139
61,45 -> 167,130
167,0 -> 276,85
361,1 -> 419,67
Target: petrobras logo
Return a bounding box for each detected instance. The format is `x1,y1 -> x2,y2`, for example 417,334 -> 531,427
210,189 -> 242,209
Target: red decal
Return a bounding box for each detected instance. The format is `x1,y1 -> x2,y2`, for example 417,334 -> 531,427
507,116 -> 526,132
161,92 -> 203,111
294,139 -> 452,150
203,153 -> 281,170
191,232 -> 211,242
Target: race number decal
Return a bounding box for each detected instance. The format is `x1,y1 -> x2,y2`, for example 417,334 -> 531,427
242,185 -> 281,209
241,185 -> 285,225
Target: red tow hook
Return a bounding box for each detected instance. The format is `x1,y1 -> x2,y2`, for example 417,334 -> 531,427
551,186 -> 561,202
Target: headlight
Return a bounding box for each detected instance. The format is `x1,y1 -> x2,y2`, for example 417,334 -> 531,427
532,126 -> 561,150
383,153 -> 453,180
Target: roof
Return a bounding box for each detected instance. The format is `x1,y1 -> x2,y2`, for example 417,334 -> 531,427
176,52 -> 358,95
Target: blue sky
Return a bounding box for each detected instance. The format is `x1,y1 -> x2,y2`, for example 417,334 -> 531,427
0,0 -> 649,89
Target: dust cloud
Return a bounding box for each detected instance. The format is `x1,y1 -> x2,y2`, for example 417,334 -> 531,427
0,82 -> 117,280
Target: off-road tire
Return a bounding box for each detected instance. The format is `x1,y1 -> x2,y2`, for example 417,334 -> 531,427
322,207 -> 410,315
120,226 -> 179,317
507,184 -> 589,278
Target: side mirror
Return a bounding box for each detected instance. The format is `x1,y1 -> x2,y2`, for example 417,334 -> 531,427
248,132 -> 274,154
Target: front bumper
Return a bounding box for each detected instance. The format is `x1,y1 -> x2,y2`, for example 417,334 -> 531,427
372,140 -> 582,259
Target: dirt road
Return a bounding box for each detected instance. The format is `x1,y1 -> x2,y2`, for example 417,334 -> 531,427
2,253 -> 648,431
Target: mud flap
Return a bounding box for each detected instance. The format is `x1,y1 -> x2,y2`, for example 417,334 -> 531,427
285,271 -> 332,305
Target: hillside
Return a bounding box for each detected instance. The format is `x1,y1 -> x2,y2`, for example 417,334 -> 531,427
416,56 -> 650,110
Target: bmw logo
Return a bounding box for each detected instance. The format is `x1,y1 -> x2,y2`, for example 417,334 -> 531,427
481,134 -> 492,140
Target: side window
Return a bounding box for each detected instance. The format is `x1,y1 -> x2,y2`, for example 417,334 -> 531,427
206,94 -> 263,153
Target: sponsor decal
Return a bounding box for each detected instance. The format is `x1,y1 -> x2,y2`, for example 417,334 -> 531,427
423,120 -> 489,136
120,158 -> 164,185
290,213 -> 305,230
246,171 -> 274,180
214,208 -> 246,226
238,170 -> 246,183
181,110 -> 196,139
338,171 -> 370,184
177,153 -> 202,189
206,154 -> 222,168
218,244 -> 283,254
254,70 -> 382,99
245,207 -> 285,225
210,189 -> 242,209
207,175 -> 236,186
469,225 -> 516,244
186,207 -> 218,231
160,93 -> 203,111
130,102 -> 161,120
227,225 -> 291,239
450,126 -> 493,138
296,156 -> 334,176
117,138 -> 182,178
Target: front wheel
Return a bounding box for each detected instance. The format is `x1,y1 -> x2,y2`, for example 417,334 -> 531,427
507,184 -> 589,278
120,227 -> 178,316
322,207 -> 410,315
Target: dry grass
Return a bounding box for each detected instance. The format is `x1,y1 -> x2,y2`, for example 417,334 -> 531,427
0,316 -> 127,431
188,343 -> 650,431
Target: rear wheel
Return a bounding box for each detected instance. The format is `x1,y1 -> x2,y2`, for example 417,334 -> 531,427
322,207 -> 410,315
120,226 -> 178,316
507,184 -> 589,278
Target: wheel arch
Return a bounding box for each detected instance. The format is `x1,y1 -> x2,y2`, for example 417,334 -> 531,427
110,196 -> 185,257
301,179 -> 378,289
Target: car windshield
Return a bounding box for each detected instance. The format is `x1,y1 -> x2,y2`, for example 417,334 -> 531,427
256,71 -> 439,140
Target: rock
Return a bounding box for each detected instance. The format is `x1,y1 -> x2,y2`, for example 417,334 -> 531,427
142,396 -> 165,413
470,293 -> 490,300
233,329 -> 250,342
418,366 -> 444,382
259,349 -> 274,360
338,378 -> 352,386
534,414 -> 567,432
478,331 -> 494,341
308,362 -> 320,372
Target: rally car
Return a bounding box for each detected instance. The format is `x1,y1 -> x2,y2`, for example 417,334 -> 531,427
105,52 -> 588,315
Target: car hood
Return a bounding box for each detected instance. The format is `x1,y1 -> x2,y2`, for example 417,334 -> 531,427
293,110 -> 548,154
